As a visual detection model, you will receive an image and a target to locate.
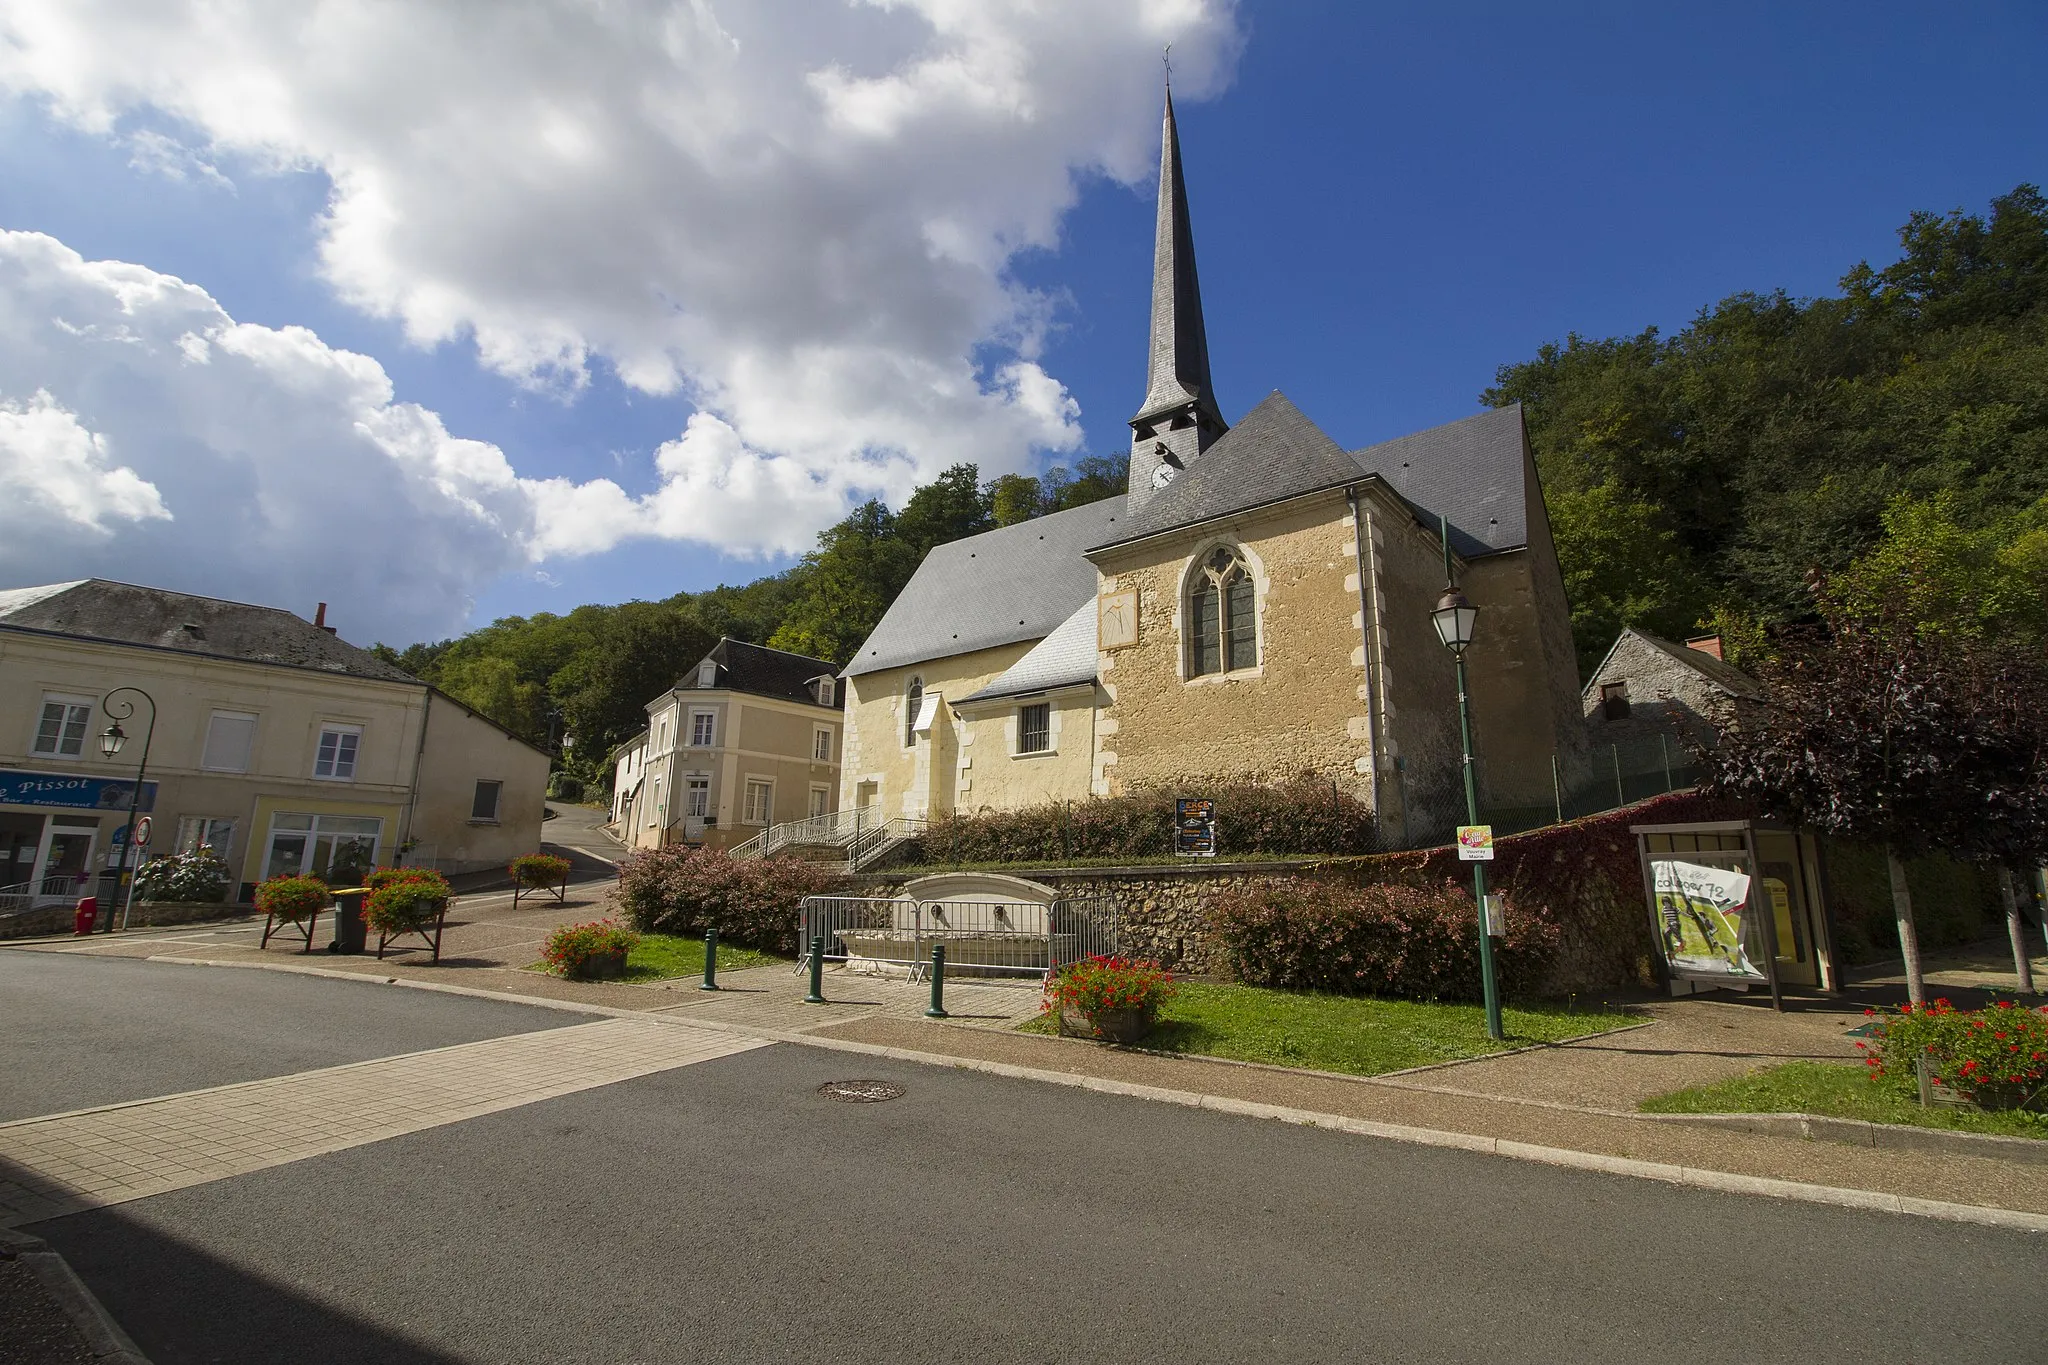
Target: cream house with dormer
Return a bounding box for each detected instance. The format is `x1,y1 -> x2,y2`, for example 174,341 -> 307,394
836,90 -> 1586,846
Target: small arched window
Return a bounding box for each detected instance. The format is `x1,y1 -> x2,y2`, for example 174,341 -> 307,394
1188,547 -> 1256,677
903,675 -> 924,746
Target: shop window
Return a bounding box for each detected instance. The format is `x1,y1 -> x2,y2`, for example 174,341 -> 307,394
313,725 -> 360,780
264,813 -> 380,883
1017,703 -> 1051,754
175,816 -> 236,858
471,780 -> 502,821
33,696 -> 92,758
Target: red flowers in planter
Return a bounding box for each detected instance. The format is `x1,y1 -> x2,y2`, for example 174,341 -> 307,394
1043,954 -> 1176,1021
1863,997 -> 2048,1104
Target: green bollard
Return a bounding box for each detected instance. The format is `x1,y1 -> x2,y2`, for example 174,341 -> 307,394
804,934 -> 826,1003
700,927 -> 719,991
925,943 -> 949,1019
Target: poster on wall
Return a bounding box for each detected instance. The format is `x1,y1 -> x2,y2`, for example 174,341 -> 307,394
1652,859 -> 1764,981
1174,798 -> 1217,857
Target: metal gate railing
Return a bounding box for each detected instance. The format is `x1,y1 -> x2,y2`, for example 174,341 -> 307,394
797,894 -> 1119,981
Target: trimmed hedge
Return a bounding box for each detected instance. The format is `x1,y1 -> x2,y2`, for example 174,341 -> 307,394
1208,879 -> 1561,1002
615,846 -> 845,955
907,775 -> 1379,865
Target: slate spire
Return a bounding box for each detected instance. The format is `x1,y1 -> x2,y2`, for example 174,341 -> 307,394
1128,86 -> 1226,512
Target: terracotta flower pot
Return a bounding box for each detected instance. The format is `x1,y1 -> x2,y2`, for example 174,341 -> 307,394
570,948 -> 628,981
1059,1004 -> 1154,1043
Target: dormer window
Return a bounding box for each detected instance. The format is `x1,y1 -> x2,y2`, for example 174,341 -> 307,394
810,675 -> 836,707
696,660 -> 717,688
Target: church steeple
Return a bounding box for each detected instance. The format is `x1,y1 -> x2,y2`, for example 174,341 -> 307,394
1128,85 -> 1226,512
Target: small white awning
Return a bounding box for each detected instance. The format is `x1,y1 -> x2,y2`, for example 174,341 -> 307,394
910,692 -> 941,735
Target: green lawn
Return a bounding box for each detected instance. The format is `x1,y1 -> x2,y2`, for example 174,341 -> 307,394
526,933 -> 781,984
1024,981 -> 1637,1077
1640,1060 -> 2048,1140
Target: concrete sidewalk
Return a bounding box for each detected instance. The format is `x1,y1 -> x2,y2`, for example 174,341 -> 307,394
10,894 -> 2047,1225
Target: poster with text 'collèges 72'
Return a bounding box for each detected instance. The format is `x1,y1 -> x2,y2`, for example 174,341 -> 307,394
1652,859 -> 1764,981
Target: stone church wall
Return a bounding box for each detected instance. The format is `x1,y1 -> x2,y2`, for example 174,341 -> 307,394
953,686 -> 1101,812
1091,489 -> 1377,801
841,641 -> 1031,820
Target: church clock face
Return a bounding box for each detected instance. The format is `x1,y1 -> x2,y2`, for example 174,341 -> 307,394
1150,462 -> 1178,489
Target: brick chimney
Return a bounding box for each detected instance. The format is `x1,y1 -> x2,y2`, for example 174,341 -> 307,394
313,602 -> 338,635
1685,633 -> 1723,660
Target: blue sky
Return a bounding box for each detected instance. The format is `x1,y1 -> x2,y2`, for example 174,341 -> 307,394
1,2 -> 2042,644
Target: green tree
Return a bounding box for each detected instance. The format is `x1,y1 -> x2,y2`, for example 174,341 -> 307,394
1830,492 -> 2048,644
767,499 -> 920,663
435,654 -> 550,744
1546,483 -> 1710,675
551,602 -> 717,763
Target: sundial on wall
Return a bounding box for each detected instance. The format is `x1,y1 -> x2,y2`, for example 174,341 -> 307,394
1099,589 -> 1138,650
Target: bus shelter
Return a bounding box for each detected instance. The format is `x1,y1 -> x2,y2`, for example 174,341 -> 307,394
1630,819 -> 1841,1010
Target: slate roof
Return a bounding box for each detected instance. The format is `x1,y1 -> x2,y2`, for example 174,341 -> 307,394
683,638 -> 842,708
1351,404 -> 1530,559
957,600 -> 1098,704
844,496 -> 1129,678
1135,89 -> 1224,431
1102,391 -> 1362,547
0,578 -> 418,682
1092,396 -> 1534,562
1591,627 -> 1764,700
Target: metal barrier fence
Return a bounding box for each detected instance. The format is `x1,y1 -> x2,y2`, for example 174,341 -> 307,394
797,894 -> 1119,981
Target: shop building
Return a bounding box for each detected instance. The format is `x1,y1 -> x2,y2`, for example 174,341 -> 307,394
0,580 -> 549,916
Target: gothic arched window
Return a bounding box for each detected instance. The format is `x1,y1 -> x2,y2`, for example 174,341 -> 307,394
1188,547 -> 1256,677
903,675 -> 924,747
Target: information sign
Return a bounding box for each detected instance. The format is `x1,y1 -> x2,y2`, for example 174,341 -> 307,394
1174,797 -> 1217,857
1456,825 -> 1494,861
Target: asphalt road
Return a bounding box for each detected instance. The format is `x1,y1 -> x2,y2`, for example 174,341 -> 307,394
0,949 -> 571,1121
24,1028 -> 2043,1364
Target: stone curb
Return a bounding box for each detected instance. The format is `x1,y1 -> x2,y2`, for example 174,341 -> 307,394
1638,1110 -> 2048,1166
1,1228 -> 153,1363
132,956 -> 2048,1233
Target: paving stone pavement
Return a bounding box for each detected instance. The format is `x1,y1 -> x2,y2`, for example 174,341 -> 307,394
0,1017 -> 765,1229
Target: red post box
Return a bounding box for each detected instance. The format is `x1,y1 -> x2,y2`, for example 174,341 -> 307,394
73,896 -> 99,936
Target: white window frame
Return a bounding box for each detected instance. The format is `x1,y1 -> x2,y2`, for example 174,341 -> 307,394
648,777 -> 663,827
175,816 -> 236,859
742,778 -> 774,826
1183,543 -> 1260,680
807,783 -> 831,819
697,659 -> 718,687
312,723 -> 362,781
812,725 -> 833,763
201,710 -> 258,773
471,779 -> 503,822
32,693 -> 94,760
689,709 -> 717,749
1015,702 -> 1053,756
683,775 -> 711,819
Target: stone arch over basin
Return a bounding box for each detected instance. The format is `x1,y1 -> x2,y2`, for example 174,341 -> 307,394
896,872 -> 1055,906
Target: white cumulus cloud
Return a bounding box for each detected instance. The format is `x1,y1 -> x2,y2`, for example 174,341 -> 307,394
0,0 -> 1244,556
0,390 -> 170,532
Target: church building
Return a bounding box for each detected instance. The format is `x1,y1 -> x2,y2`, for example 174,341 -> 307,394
838,91 -> 1585,846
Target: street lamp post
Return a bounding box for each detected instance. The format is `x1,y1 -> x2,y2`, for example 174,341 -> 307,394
1430,519 -> 1504,1042
98,687 -> 157,934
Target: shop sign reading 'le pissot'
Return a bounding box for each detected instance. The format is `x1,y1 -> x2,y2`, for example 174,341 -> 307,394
0,769 -> 158,812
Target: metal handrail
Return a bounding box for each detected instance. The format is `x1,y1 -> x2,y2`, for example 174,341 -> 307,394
730,806 -> 880,860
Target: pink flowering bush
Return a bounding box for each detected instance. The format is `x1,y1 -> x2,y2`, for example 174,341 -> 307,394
1206,880 -> 1560,1002
1860,998 -> 2048,1109
614,846 -> 844,954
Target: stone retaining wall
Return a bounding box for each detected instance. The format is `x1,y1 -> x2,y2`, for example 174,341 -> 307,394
0,899 -> 245,941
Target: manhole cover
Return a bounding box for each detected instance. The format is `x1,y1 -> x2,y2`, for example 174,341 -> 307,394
817,1079 -> 904,1103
